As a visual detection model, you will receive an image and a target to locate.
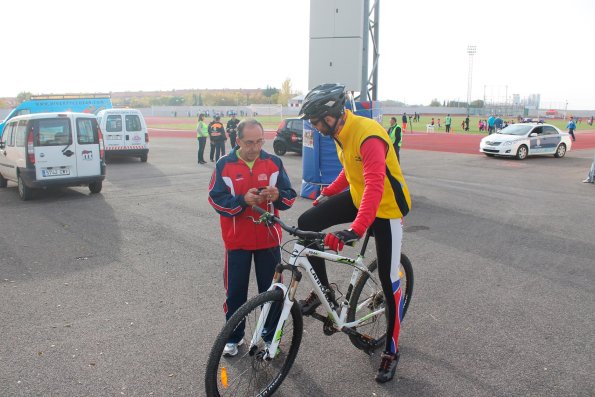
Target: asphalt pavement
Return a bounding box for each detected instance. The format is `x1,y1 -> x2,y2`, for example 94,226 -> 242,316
1,137 -> 593,396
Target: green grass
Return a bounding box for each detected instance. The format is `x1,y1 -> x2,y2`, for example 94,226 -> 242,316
146,114 -> 585,134
146,116 -> 283,131
383,115 -> 584,134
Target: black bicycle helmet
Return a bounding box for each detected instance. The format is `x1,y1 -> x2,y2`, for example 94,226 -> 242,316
299,83 -> 346,120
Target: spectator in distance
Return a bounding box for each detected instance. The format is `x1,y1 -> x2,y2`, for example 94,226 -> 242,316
226,111 -> 240,150
208,115 -> 227,162
196,114 -> 209,164
566,116 -> 577,142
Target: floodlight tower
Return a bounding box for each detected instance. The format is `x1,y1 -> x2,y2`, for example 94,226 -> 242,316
360,0 -> 380,101
466,45 -> 477,114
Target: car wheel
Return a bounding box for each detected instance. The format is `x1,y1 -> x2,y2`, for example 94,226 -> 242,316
17,174 -> 32,201
89,181 -> 103,194
0,173 -> 7,188
516,145 -> 528,160
273,141 -> 287,156
140,154 -> 148,162
554,143 -> 566,158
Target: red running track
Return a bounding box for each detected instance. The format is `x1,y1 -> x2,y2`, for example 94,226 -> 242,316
403,130 -> 595,154
148,128 -> 595,154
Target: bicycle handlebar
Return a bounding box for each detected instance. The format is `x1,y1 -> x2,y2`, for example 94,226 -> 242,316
251,205 -> 326,241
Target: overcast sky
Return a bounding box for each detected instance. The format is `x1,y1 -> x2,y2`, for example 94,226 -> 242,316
2,0 -> 594,109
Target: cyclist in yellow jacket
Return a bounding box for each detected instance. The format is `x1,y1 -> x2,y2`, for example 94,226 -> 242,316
297,83 -> 411,383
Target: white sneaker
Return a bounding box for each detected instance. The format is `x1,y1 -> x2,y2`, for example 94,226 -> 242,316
582,179 -> 592,183
223,339 -> 244,357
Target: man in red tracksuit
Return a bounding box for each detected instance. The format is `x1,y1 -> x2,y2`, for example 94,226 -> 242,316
208,118 -> 296,357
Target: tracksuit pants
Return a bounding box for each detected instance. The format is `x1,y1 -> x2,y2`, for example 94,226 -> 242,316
224,247 -> 281,343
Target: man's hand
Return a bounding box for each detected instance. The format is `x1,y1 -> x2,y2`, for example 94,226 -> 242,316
312,194 -> 329,206
258,186 -> 279,202
324,229 -> 360,252
244,188 -> 264,206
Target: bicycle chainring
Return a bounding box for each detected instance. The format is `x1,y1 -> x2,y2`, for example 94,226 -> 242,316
323,316 -> 338,335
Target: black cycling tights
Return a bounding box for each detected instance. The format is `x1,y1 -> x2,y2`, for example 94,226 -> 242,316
298,190 -> 404,354
298,191 -> 358,286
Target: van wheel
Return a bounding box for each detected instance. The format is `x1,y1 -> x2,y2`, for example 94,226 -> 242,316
89,181 -> 103,194
0,173 -> 7,188
18,175 -> 32,201
140,154 -> 148,162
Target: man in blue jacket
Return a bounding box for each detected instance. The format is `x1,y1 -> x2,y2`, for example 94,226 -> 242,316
566,116 -> 577,142
208,118 -> 297,357
488,115 -> 496,134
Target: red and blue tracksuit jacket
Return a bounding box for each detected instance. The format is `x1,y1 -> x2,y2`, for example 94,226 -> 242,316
208,149 -> 297,250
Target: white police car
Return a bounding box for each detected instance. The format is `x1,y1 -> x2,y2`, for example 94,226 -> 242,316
479,123 -> 572,160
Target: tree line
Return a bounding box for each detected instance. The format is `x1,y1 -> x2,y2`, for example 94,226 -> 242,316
7,78 -> 299,108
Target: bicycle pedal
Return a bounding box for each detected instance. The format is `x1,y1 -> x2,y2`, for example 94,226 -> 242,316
358,334 -> 377,354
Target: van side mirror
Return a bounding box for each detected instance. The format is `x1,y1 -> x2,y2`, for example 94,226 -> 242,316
529,132 -> 537,137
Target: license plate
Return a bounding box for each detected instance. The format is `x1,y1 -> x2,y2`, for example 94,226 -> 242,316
108,135 -> 121,140
42,168 -> 70,177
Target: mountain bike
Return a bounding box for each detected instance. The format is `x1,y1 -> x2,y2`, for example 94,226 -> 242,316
205,206 -> 414,397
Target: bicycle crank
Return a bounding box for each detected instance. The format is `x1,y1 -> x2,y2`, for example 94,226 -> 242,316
322,316 -> 338,335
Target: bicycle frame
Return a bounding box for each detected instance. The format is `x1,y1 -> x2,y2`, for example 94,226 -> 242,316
251,237 -> 383,360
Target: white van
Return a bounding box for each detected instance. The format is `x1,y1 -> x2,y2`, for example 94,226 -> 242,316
96,109 -> 149,162
0,112 -> 106,200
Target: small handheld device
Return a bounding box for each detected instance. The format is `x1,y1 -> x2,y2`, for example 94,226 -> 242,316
256,187 -> 266,193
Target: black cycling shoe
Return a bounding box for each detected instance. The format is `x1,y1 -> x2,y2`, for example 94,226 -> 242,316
299,287 -> 335,315
375,351 -> 400,383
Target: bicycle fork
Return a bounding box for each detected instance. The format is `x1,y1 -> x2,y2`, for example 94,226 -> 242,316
249,264 -> 302,360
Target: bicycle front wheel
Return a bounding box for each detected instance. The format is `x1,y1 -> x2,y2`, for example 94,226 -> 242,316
205,289 -> 303,397
347,253 -> 414,351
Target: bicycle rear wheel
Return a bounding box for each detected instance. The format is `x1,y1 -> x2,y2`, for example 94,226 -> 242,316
205,289 -> 303,397
347,253 -> 414,351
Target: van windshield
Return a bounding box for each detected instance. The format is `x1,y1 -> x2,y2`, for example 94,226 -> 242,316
36,119 -> 72,146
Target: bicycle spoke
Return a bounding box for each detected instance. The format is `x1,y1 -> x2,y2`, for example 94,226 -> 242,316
207,290 -> 303,397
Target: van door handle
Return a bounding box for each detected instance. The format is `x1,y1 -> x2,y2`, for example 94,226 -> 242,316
63,150 -> 74,157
